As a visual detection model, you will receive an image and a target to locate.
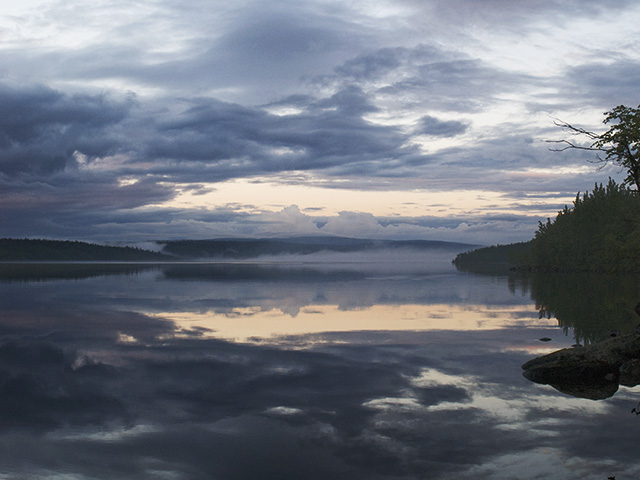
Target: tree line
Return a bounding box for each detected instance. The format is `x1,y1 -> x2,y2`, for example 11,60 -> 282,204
0,239 -> 168,262
524,179 -> 640,272
455,103 -> 640,273
455,179 -> 640,273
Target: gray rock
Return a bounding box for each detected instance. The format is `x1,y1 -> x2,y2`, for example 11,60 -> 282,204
522,333 -> 640,400
619,358 -> 640,387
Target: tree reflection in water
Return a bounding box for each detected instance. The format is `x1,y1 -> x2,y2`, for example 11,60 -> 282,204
525,272 -> 640,345
506,271 -> 640,403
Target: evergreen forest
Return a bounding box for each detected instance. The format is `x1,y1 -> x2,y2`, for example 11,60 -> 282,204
0,239 -> 169,262
454,179 -> 640,273
526,179 -> 640,272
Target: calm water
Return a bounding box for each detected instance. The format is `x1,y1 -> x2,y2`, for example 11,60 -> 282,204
1,251 -> 640,479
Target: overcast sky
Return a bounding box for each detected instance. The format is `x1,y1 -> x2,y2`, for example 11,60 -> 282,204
1,0 -> 639,245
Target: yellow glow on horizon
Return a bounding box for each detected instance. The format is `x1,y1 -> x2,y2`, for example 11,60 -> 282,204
159,179 -> 558,218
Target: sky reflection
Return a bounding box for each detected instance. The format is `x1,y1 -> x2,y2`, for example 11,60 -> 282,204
153,303 -> 559,344
0,261 -> 638,479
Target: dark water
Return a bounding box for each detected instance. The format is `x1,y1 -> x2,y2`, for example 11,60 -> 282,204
1,253 -> 639,479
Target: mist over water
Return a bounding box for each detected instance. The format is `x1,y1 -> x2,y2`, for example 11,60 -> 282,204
0,249 -> 639,479
215,246 -> 465,274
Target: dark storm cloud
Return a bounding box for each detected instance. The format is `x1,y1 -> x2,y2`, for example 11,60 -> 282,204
0,0 -> 638,242
0,176 -> 172,211
0,83 -> 133,177
210,10 -> 360,75
417,115 -> 469,137
324,43 -> 527,114
0,174 -> 176,240
141,86 -> 419,181
0,80 -> 427,239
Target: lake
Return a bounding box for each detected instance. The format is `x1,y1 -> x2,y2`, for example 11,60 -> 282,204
1,250 -> 639,479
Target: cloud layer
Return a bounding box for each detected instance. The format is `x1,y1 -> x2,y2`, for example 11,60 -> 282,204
1,0 -> 639,242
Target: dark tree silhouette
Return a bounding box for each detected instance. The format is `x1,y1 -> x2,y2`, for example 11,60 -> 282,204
549,104 -> 640,191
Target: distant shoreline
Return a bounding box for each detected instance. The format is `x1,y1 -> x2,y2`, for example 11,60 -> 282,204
452,242 -> 531,274
1,237 -> 478,262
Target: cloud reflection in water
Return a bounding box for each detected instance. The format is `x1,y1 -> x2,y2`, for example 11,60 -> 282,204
0,260 -> 638,479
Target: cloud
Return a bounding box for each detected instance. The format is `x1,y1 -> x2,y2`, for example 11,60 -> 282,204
398,0 -> 639,29
0,83 -> 133,177
333,47 -> 411,82
563,60 -> 640,108
416,115 -> 469,137
322,43 -> 526,114
250,205 -> 323,235
321,211 -> 387,238
16,1 -> 371,105
135,86 -> 419,183
0,0 -> 638,243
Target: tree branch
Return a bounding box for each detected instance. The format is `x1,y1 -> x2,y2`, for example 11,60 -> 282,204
546,118 -> 606,154
549,105 -> 640,191
551,119 -> 600,140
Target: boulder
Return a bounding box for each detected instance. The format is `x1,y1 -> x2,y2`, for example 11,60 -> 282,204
619,358 -> 640,387
521,333 -> 640,400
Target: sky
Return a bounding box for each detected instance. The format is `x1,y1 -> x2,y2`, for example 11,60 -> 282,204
1,0 -> 639,245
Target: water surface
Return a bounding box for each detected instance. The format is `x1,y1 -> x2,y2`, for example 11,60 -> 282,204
1,253 -> 639,479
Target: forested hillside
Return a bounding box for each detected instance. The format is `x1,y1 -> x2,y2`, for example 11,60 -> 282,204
525,179 -> 640,272
452,242 -> 531,273
454,179 -> 640,273
2,237 -> 475,262
0,239 -> 169,262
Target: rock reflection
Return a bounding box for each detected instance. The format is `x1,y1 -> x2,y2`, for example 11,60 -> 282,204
515,272 -> 640,400
454,263 -> 640,404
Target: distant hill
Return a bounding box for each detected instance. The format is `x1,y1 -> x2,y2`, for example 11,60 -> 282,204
159,237 -> 476,259
0,237 -> 477,262
0,239 -> 169,262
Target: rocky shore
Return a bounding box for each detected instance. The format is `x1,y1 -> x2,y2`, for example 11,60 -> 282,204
522,332 -> 640,399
